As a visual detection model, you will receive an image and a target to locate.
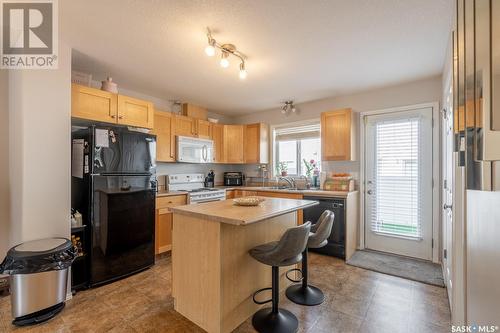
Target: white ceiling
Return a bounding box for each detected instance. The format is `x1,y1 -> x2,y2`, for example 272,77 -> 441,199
61,0 -> 453,115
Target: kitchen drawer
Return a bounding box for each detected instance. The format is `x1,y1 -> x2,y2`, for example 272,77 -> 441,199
156,195 -> 187,209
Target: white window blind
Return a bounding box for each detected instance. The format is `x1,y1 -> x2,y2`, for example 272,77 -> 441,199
371,117 -> 422,239
275,123 -> 320,141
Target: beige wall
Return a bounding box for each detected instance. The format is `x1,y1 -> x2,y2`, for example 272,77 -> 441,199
0,70 -> 9,258
234,76 -> 442,179
8,44 -> 71,246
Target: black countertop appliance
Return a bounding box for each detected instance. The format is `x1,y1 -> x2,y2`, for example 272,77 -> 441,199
224,172 -> 243,186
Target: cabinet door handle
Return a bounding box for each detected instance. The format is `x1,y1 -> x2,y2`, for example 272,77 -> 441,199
118,115 -> 124,119
110,115 -> 116,119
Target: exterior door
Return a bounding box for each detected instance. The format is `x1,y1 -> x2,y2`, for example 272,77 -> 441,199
364,108 -> 433,260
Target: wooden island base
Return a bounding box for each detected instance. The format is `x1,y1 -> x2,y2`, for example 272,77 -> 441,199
172,211 -> 298,333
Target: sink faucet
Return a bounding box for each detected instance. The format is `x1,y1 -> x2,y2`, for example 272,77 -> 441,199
278,176 -> 296,189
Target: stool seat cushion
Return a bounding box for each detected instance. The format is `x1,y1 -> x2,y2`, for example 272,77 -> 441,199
250,242 -> 303,267
308,211 -> 335,249
249,222 -> 311,267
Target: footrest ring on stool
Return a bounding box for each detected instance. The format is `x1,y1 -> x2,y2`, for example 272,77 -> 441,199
285,268 -> 303,283
252,287 -> 273,305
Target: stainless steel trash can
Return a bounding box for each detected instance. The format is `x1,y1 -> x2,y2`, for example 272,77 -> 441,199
0,238 -> 77,326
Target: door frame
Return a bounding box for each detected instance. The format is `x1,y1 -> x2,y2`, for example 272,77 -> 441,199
359,102 -> 441,263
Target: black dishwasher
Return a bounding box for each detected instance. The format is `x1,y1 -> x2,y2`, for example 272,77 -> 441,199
303,196 -> 346,259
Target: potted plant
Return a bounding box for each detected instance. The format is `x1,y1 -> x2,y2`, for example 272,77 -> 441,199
303,159 -> 320,187
277,162 -> 288,176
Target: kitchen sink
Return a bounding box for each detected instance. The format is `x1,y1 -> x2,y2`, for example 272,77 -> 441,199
261,186 -> 300,191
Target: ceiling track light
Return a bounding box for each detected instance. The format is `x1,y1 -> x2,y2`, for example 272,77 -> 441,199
205,27 -> 248,80
281,101 -> 297,115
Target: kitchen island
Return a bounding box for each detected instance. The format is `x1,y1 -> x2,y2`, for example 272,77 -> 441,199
170,197 -> 317,333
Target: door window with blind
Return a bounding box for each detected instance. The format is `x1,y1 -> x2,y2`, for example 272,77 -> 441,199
274,123 -> 321,176
364,108 -> 433,260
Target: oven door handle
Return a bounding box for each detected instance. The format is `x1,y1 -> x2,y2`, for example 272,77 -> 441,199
191,197 -> 224,204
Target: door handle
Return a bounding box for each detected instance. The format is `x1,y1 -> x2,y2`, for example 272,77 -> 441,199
443,204 -> 453,210
366,190 -> 373,195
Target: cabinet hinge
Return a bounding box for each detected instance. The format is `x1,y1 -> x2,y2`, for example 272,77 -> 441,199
443,249 -> 447,259
432,238 -> 434,248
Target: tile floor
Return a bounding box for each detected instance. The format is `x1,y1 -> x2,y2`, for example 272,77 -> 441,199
0,253 -> 451,333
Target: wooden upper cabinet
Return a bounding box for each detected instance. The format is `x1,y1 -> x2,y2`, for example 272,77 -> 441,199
224,125 -> 245,164
321,108 -> 356,161
117,95 -> 154,129
211,123 -> 225,163
151,111 -> 175,162
174,115 -> 196,137
71,84 -> 154,129
72,84 -> 118,123
196,119 -> 212,139
182,103 -> 208,120
244,123 -> 269,164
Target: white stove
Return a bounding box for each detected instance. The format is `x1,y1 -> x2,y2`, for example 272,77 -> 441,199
166,173 -> 226,204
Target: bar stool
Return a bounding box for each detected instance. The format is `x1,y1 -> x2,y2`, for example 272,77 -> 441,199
285,210 -> 334,306
249,221 -> 311,333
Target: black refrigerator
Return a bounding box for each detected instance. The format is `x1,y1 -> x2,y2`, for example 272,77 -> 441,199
71,124 -> 156,287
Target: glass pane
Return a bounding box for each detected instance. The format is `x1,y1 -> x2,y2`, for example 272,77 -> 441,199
372,118 -> 421,239
278,140 -> 297,175
300,138 -> 321,176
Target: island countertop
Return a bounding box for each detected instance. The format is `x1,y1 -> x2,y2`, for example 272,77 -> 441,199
170,197 -> 318,225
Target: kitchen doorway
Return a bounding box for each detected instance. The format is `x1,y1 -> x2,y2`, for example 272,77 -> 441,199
363,106 -> 434,260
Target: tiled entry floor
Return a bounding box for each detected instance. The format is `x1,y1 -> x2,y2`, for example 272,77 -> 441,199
0,253 -> 451,333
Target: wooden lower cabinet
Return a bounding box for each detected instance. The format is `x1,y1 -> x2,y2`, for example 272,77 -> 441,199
233,190 -> 304,225
256,191 -> 303,225
233,190 -> 258,198
156,210 -> 173,254
226,190 -> 235,199
155,195 -> 187,254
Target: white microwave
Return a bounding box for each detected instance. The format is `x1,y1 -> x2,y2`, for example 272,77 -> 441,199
176,136 -> 214,163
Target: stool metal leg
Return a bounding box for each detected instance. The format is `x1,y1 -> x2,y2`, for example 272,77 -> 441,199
285,249 -> 325,306
252,266 -> 299,333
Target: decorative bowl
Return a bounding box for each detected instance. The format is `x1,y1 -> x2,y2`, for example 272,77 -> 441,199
233,196 -> 265,206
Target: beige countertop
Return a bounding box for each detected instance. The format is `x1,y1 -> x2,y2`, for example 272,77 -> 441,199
218,186 -> 355,198
156,187 -> 357,199
170,197 -> 318,226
